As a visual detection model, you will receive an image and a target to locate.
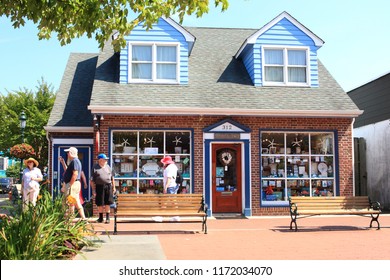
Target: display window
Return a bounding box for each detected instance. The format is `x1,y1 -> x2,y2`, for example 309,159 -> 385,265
112,130 -> 191,194
260,131 -> 335,205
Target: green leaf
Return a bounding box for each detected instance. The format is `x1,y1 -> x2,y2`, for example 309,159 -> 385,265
0,0 -> 230,52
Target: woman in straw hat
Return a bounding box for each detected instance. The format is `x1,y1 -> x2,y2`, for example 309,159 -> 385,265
21,157 -> 43,209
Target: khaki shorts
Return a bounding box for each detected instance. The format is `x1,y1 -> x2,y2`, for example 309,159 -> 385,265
70,181 -> 81,197
63,181 -> 81,207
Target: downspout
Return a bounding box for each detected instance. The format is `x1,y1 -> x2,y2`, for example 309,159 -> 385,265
46,130 -> 52,197
351,118 -> 356,196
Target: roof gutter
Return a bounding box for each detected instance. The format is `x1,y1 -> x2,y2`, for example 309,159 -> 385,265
88,106 -> 363,118
44,126 -> 94,133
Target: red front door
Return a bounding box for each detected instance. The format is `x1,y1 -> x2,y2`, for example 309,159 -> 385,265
212,143 -> 242,213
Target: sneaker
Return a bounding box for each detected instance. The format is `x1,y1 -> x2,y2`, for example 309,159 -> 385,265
96,217 -> 103,223
105,219 -> 110,224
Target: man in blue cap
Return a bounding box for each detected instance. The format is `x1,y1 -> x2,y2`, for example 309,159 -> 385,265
90,153 -> 116,223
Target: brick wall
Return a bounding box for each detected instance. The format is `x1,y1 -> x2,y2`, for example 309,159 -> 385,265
49,115 -> 354,216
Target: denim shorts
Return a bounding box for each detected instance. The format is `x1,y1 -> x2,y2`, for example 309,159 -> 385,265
167,185 -> 179,194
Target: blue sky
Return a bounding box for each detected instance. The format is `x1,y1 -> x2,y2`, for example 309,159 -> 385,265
1,0 -> 389,93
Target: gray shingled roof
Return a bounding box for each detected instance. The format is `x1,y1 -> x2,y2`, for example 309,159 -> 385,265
48,26 -> 361,129
89,27 -> 360,114
47,53 -> 97,127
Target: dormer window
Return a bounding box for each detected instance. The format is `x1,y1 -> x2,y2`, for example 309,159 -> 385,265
129,42 -> 179,83
262,46 -> 310,86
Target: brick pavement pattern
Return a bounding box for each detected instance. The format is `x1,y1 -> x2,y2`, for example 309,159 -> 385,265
93,215 -> 390,260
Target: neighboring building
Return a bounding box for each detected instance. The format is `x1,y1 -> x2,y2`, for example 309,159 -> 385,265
45,12 -> 361,216
348,72 -> 390,210
0,156 -> 8,178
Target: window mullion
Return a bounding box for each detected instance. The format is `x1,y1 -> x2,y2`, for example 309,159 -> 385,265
306,49 -> 310,84
283,48 -> 288,84
176,45 -> 179,83
152,44 -> 157,81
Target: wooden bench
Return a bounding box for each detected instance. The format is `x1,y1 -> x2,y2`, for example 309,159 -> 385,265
114,193 -> 208,234
289,196 -> 381,231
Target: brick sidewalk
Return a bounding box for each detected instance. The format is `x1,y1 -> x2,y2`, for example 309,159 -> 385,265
3,194 -> 388,260
93,214 -> 390,260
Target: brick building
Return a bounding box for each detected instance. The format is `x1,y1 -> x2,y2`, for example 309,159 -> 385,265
45,12 -> 361,216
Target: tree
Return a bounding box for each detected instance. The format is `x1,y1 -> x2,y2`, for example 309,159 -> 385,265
5,164 -> 20,180
0,0 -> 229,52
0,79 -> 55,167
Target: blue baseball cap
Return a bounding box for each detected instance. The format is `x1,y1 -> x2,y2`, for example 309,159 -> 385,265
97,153 -> 108,160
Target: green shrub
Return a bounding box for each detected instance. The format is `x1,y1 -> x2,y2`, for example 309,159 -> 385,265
0,190 -> 98,260
5,163 -> 20,181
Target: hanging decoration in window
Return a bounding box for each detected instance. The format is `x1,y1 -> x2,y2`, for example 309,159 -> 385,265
291,137 -> 302,147
320,136 -> 332,154
173,136 -> 182,146
268,139 -> 278,154
146,137 -> 156,147
121,138 -> 130,147
267,139 -> 276,149
291,137 -> 303,154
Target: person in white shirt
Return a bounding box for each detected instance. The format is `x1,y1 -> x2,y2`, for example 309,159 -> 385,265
21,157 -> 43,209
155,155 -> 180,222
161,156 -> 179,194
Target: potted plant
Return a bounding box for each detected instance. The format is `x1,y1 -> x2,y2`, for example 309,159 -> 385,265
10,143 -> 36,159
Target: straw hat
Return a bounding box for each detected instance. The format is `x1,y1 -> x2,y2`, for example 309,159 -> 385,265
24,157 -> 39,167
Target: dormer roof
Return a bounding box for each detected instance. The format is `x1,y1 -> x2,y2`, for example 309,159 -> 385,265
235,11 -> 324,58
163,17 -> 196,55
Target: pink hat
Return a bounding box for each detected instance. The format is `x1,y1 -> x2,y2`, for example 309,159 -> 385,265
161,155 -> 174,165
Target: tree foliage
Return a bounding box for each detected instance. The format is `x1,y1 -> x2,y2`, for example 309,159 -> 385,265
0,0 -> 229,52
0,79 -> 55,167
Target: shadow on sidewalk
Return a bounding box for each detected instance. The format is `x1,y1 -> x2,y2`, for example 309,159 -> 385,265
100,230 -> 199,235
273,225 -> 375,232
213,213 -> 248,220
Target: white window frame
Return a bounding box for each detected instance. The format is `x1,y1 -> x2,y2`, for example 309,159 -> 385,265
128,42 -> 180,84
111,129 -> 192,194
261,45 -> 310,87
260,131 -> 335,206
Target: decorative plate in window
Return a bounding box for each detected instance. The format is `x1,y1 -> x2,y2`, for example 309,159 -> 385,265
318,162 -> 327,176
141,162 -> 160,176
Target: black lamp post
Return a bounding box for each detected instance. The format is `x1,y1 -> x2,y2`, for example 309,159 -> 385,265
19,111 -> 27,182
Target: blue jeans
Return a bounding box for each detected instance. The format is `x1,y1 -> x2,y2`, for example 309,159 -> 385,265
167,185 -> 179,194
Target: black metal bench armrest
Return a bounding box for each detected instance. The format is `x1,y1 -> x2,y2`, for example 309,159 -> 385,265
369,199 -> 381,211
289,202 -> 298,215
198,196 -> 208,214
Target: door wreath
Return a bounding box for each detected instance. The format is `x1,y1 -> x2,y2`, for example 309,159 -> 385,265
218,150 -> 234,170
